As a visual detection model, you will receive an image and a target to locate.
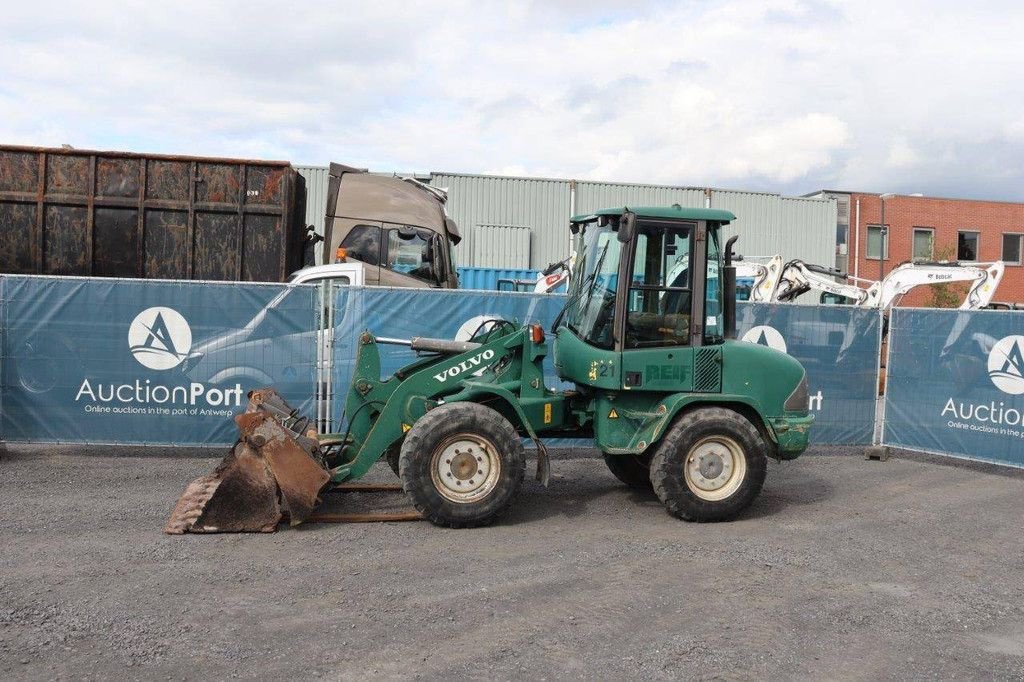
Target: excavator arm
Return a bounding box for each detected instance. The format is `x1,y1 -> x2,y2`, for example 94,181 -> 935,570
738,254 -> 785,302
869,261 -> 1005,310
772,260 -> 873,305
768,259 -> 1004,311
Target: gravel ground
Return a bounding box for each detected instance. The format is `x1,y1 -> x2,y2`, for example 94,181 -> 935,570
2,444 -> 1024,680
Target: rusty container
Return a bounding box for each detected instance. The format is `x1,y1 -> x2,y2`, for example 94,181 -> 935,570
0,145 -> 307,281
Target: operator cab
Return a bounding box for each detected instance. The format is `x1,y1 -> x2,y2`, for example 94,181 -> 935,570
554,206 -> 737,392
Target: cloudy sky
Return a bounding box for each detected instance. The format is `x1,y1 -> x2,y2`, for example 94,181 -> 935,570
2,1 -> 1023,199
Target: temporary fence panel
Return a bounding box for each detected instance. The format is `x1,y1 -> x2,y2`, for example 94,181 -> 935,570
1,276 -> 880,449
884,308 -> 1024,468
736,302 -> 882,445
0,275 -> 317,446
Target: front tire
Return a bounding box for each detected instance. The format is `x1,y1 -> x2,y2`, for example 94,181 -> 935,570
399,402 -> 525,528
650,407 -> 768,522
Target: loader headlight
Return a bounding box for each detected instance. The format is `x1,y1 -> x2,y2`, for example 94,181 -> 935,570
784,374 -> 809,412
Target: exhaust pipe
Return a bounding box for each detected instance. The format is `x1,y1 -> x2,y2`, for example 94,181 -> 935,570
723,235 -> 739,340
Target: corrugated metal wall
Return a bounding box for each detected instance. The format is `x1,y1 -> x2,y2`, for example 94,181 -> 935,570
432,173 -> 572,271
710,190 -> 836,265
470,225 -> 532,268
296,165 -> 330,265
296,166 -> 837,275
574,181 -> 708,215
778,196 -> 838,264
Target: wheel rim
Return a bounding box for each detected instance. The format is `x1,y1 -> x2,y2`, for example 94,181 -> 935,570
430,433 -> 502,504
683,435 -> 747,501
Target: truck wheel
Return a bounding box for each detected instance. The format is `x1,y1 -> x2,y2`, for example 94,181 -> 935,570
400,402 -> 525,528
602,452 -> 653,489
650,407 -> 767,522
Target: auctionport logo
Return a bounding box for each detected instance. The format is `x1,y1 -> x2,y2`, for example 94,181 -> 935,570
988,335 -> 1024,395
741,325 -> 787,353
128,307 -> 192,370
76,306 -> 241,415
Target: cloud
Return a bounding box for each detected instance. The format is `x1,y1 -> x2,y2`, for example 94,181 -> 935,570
2,0 -> 1023,199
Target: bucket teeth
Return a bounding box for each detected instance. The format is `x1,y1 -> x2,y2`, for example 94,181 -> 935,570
164,474 -> 222,534
164,389 -> 329,534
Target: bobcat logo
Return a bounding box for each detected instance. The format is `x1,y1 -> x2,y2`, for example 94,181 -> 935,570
988,335 -> 1024,395
128,307 -> 192,370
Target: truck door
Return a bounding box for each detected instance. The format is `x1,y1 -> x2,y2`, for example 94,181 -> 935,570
619,221 -> 698,393
337,221 -> 383,285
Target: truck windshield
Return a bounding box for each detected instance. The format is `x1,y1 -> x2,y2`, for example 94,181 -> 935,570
564,222 -> 621,348
386,227 -> 442,285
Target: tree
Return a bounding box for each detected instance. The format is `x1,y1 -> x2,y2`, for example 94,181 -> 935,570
926,245 -> 969,308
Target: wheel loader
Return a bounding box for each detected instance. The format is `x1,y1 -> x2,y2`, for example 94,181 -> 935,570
166,206 -> 813,532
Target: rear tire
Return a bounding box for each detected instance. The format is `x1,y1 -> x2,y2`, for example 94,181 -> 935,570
603,452 -> 653,489
399,402 -> 525,528
650,407 -> 767,522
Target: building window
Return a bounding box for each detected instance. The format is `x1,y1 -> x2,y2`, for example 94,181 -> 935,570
836,223 -> 849,255
866,224 -> 889,260
912,228 -> 934,261
1003,234 -> 1023,265
958,231 -> 980,261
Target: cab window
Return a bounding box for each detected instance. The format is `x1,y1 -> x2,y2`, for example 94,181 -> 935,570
625,223 -> 693,348
704,229 -> 722,341
340,224 -> 381,265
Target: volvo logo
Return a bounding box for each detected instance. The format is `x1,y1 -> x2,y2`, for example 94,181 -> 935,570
432,349 -> 497,383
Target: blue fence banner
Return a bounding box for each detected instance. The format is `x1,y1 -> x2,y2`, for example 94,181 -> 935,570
0,276 -> 317,446
1,275 -> 882,449
736,302 -> 882,445
884,308 -> 1024,468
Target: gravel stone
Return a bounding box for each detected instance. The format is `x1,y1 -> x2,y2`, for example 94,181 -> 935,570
0,443 -> 1023,679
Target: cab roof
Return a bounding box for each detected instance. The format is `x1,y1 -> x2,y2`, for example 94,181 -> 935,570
570,205 -> 735,225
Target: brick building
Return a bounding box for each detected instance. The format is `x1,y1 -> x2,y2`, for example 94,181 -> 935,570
807,191 -> 1024,306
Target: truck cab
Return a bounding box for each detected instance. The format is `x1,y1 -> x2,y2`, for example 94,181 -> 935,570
322,164 -> 460,289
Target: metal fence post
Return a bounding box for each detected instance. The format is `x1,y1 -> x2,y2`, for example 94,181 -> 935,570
867,306 -> 892,460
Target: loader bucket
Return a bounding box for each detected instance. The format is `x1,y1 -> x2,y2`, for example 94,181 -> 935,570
165,389 -> 331,534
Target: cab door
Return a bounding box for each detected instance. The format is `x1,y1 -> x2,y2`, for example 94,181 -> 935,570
337,220 -> 383,285
618,221 -> 699,393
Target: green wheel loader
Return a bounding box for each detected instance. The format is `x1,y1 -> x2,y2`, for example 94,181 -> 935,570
167,206 -> 813,533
